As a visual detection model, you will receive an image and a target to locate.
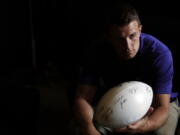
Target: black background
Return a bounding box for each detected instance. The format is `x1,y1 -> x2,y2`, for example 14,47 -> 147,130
6,0 -> 180,134
7,0 -> 180,82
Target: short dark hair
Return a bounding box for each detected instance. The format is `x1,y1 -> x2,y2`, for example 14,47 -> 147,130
106,4 -> 141,26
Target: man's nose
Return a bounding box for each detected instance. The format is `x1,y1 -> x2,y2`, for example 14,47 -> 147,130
124,39 -> 132,51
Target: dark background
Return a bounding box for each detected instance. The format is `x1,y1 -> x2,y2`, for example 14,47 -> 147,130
6,0 -> 179,135
7,0 -> 180,81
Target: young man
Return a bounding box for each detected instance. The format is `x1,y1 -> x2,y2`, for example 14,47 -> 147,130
73,4 -> 180,135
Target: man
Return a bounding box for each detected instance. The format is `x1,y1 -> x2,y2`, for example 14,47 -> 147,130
73,4 -> 180,135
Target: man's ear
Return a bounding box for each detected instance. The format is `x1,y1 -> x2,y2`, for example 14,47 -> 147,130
139,25 -> 143,32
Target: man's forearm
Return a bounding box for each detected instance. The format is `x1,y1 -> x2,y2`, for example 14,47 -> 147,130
141,106 -> 169,132
74,97 -> 95,129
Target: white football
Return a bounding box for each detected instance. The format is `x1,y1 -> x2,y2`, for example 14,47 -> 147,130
94,81 -> 153,128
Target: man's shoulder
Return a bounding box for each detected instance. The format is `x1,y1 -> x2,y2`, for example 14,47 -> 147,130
140,33 -> 170,54
141,33 -> 163,46
141,33 -> 156,40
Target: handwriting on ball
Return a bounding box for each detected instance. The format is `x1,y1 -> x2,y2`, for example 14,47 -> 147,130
102,107 -> 113,121
114,95 -> 127,109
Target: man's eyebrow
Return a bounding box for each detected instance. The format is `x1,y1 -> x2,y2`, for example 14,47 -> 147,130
129,32 -> 137,35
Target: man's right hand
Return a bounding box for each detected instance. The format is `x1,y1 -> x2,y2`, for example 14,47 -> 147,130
82,124 -> 101,135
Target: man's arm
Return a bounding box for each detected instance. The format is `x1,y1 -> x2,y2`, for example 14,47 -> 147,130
115,94 -> 170,134
141,94 -> 170,132
73,84 -> 101,135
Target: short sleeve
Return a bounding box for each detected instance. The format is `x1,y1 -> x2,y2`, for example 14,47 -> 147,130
152,50 -> 174,94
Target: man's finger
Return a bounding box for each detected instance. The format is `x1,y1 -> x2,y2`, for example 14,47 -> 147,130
114,127 -> 127,132
146,107 -> 154,116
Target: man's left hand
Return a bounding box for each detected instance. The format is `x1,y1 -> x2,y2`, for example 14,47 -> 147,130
114,107 -> 154,134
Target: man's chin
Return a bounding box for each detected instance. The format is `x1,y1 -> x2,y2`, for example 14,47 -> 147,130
120,54 -> 134,60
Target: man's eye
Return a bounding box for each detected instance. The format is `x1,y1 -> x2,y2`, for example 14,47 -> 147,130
129,34 -> 136,39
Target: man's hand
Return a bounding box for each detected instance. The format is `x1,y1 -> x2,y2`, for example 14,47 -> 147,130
82,124 -> 101,135
114,107 -> 154,134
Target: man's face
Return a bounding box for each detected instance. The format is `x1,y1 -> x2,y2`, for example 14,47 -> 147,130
109,21 -> 142,60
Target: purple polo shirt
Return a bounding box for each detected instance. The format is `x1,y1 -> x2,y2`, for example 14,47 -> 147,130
139,33 -> 177,98
79,33 -> 178,99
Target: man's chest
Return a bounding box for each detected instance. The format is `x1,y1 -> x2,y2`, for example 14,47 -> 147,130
98,58 -> 153,88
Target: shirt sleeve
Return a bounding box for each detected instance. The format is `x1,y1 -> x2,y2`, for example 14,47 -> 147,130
152,50 -> 174,94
